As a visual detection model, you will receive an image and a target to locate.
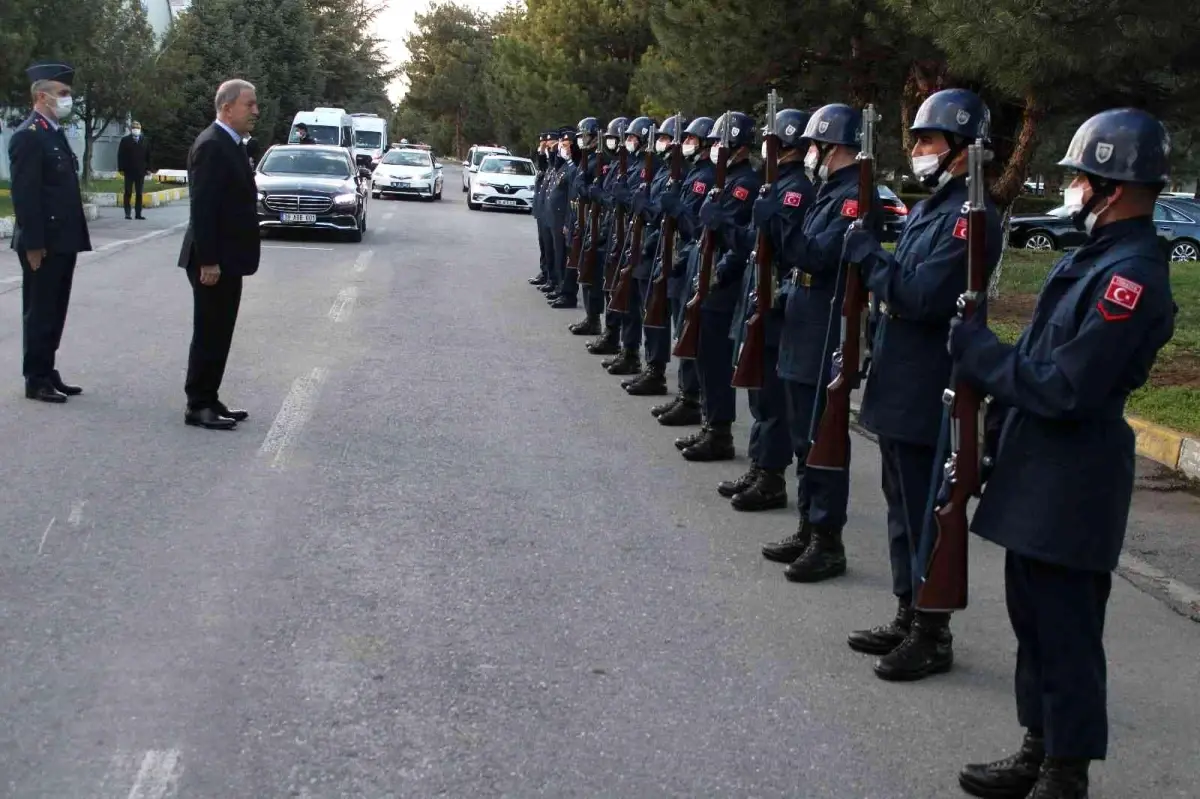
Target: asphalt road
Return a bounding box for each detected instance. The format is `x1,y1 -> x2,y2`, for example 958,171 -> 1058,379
1,169 -> 1198,798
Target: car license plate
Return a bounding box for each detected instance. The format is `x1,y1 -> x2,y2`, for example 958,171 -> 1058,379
393,180 -> 408,187
495,199 -> 518,207
281,213 -> 316,223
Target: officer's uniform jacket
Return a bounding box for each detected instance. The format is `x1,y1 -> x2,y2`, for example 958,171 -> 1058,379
566,151 -> 596,246
858,175 -> 1003,446
627,157 -> 670,280
8,111 -> 91,254
698,159 -> 761,315
666,160 -> 717,298
532,154 -> 547,218
608,158 -> 646,271
546,156 -> 572,228
959,217 -> 1175,572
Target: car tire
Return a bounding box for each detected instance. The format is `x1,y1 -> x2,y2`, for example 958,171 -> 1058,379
1022,229 -> 1057,251
1169,238 -> 1200,262
371,191 -> 379,199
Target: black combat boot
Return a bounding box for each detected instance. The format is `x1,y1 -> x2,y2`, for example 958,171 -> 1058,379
569,314 -> 602,335
621,365 -> 652,389
659,396 -> 702,426
539,282 -> 557,294
1028,759 -> 1089,799
761,517 -> 812,563
959,730 -> 1045,799
626,362 -> 668,395
682,422 -> 735,461
651,395 -> 682,418
587,329 -> 620,355
873,611 -> 953,681
731,468 -> 787,511
675,424 -> 709,451
550,295 -> 578,309
784,525 -> 847,582
718,465 -> 761,498
847,600 -> 914,655
529,274 -> 547,285
606,348 -> 642,375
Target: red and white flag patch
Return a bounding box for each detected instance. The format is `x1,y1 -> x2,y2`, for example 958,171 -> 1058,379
952,217 -> 969,240
783,191 -> 803,207
640,168 -> 647,180
692,181 -> 707,194
732,185 -> 749,201
841,199 -> 859,218
602,164 -> 610,175
1103,274 -> 1143,311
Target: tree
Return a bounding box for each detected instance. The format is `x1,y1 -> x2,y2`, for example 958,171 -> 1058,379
304,0 -> 396,114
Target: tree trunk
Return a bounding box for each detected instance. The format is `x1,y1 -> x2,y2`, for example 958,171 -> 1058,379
82,103 -> 94,185
900,59 -> 947,164
991,89 -> 1043,208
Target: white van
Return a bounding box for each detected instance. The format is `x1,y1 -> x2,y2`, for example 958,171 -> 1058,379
461,144 -> 510,192
289,108 -> 357,161
350,113 -> 388,169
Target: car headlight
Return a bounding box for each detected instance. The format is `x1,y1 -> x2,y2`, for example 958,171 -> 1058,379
475,180 -> 492,187
421,170 -> 436,180
257,191 -> 266,201
333,193 -> 357,206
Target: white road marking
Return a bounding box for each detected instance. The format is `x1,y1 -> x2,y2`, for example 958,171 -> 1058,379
259,367 -> 328,469
68,499 -> 87,527
37,517 -> 55,555
126,748 -> 182,799
262,245 -> 334,250
353,249 -> 374,273
328,286 -> 357,322
83,223 -> 189,260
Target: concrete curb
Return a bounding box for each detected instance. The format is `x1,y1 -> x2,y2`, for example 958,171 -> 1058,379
0,203 -> 97,240
84,187 -> 188,209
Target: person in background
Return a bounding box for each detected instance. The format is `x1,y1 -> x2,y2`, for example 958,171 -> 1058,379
117,120 -> 152,220
294,123 -> 313,144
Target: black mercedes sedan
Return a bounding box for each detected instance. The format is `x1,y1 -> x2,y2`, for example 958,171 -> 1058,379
255,144 -> 370,242
1009,199 -> 1200,261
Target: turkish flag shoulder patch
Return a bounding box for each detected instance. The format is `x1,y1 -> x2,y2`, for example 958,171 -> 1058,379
692,181 -> 707,194
1103,274 -> 1143,311
783,191 -> 803,207
952,217 -> 969,240
640,168 -> 647,180
841,199 -> 859,218
602,164 -> 609,175
732,185 -> 750,201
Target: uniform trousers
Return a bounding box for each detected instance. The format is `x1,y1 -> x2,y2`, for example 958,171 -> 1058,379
185,266 -> 243,411
784,380 -> 850,529
878,436 -> 938,601
558,221 -> 579,300
548,221 -> 566,290
671,295 -> 700,397
1006,551 -> 1111,759
536,221 -> 549,278
643,276 -> 672,365
20,250 -> 76,380
696,309 -> 735,423
619,277 -> 646,350
745,346 -> 792,470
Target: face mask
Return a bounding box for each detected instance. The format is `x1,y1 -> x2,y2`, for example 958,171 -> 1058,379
625,140 -> 638,154
682,142 -> 697,158
803,149 -> 819,174
655,139 -> 668,154
53,95 -> 73,119
576,136 -> 587,149
709,144 -> 721,163
132,129 -> 142,139
559,145 -> 571,159
1063,184 -> 1107,234
912,150 -> 955,189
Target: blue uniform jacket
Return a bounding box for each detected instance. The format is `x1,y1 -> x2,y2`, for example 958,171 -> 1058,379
8,111 -> 91,254
547,158 -> 572,227
567,152 -> 596,242
628,158 -> 670,280
957,217 -> 1175,572
699,159 -> 760,315
659,159 -> 716,299
858,175 -> 1003,446
611,159 -> 646,267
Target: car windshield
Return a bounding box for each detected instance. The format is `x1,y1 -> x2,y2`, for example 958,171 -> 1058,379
480,158 -> 534,176
355,131 -> 383,149
382,150 -> 430,167
259,149 -> 351,177
290,124 -> 339,145
472,149 -> 504,166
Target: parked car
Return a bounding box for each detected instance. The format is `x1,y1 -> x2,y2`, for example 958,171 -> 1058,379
371,147 -> 443,201
1010,199 -> 1200,261
467,155 -> 536,212
1152,198 -> 1200,262
255,144 -> 370,242
461,144 -> 510,192
878,185 -> 909,243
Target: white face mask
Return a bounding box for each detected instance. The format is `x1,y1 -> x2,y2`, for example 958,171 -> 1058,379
604,136 -> 617,152
682,142 -> 697,158
1063,184 -> 1105,234
576,136 -> 585,149
53,95 -> 73,119
804,149 -> 819,173
709,144 -> 721,163
625,140 -> 638,154
911,152 -> 943,178
655,139 -> 668,154
558,145 -> 570,159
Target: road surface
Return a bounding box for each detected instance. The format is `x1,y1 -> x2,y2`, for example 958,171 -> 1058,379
1,170 -> 1197,798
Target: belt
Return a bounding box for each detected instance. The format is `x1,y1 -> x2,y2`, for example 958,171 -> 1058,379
788,268 -> 814,288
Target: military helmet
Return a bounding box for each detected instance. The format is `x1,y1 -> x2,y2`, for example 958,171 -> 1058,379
707,111 -> 755,149
626,116 -> 657,144
576,117 -> 602,137
684,116 -> 714,140
658,113 -> 687,141
1057,108 -> 1170,185
803,104 -> 860,148
911,88 -> 990,143
605,117 -> 630,138
768,108 -> 814,150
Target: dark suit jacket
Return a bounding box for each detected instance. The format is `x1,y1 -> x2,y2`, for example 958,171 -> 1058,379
177,122 -> 260,276
118,134 -> 151,175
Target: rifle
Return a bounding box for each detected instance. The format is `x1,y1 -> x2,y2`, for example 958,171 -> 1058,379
806,104 -> 879,472
577,148 -> 606,287
608,123 -> 657,314
565,147 -> 588,275
643,113 -> 684,329
603,146 -> 629,294
731,90 -> 780,389
913,139 -> 989,612
673,110 -> 732,359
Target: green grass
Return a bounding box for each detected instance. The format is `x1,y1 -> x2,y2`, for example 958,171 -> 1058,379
0,196 -> 12,218
80,178 -> 172,194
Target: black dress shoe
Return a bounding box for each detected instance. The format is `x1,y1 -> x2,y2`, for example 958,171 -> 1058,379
50,370 -> 83,395
25,383 -> 68,403
215,402 -> 249,422
185,407 -> 237,430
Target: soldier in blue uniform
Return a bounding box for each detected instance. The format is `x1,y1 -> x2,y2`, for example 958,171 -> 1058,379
547,128 -> 581,309
654,116 -> 715,429
8,62 -> 92,403
535,131 -> 566,299
676,111 -> 760,462
842,88 -> 1004,682
601,116 -> 654,377
954,109 -> 1176,799
541,128 -> 574,303
759,103 -> 880,580
623,115 -> 685,396
717,108 -> 815,512
529,132 -> 554,288
567,117 -> 605,334
584,117 -> 630,357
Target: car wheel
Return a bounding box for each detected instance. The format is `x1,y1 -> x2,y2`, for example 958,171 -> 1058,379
1023,230 -> 1056,251
1169,238 -> 1199,262
371,191 -> 379,199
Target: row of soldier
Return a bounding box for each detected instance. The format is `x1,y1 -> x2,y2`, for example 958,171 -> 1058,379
526,87 -> 1177,799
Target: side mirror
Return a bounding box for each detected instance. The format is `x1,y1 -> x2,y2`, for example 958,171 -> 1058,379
462,160 -> 469,167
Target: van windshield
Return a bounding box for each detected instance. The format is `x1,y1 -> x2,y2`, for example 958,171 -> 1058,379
291,124 -> 339,145
471,149 -> 503,166
355,131 -> 383,149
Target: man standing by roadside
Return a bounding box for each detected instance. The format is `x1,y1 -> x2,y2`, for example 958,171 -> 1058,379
178,78 -> 260,430
8,61 -> 91,404
118,120 -> 151,220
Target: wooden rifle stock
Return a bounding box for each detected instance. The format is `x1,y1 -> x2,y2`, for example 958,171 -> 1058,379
915,140 -> 989,613
644,113 -> 684,329
732,91 -> 780,389
603,147 -> 628,293
608,129 -> 656,315
673,110 -> 732,360
565,150 -> 588,273
577,154 -> 605,287
806,104 -> 879,472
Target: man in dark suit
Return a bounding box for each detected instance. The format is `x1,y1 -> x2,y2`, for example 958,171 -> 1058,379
8,61 -> 92,403
117,120 -> 151,220
178,78 -> 260,430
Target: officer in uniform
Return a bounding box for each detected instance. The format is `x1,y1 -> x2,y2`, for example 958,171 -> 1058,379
566,117 -> 604,331
540,127 -> 572,301
675,111 -> 760,462
652,116 -> 715,428
623,116 -> 685,396
529,132 -> 553,287
8,61 -> 91,403
717,108 -> 815,512
759,103 -> 879,580
549,127 -> 582,310
953,109 -> 1176,799
843,88 -> 1003,681
584,117 -> 631,356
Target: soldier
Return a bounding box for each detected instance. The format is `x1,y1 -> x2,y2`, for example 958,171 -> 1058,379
583,117 -> 630,356
652,116 -> 715,428
841,88 -> 1003,681
548,127 -> 582,310
718,107 -> 815,512
560,117 -> 601,318
529,132 -> 553,287
759,103 -> 880,580
675,111 -> 760,462
953,109 -> 1176,799
569,119 -> 616,337
539,127 -> 572,301
8,61 -> 91,403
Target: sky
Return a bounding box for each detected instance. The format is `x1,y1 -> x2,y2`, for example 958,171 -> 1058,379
375,0 -> 514,102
